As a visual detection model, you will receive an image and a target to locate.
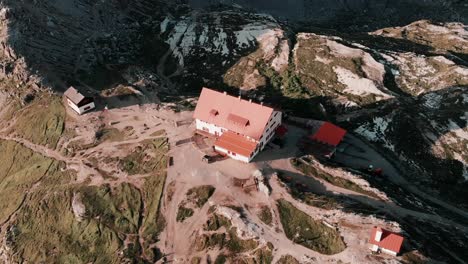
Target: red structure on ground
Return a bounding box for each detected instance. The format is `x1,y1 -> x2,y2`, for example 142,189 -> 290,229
369,226 -> 404,256
309,122 -> 347,147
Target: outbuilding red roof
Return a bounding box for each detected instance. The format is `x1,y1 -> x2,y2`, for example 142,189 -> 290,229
193,88 -> 274,140
215,131 -> 258,157
310,122 -> 347,147
369,227 -> 404,254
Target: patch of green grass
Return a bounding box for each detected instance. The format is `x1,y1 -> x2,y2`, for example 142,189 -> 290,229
277,255 -> 300,264
186,185 -> 216,208
257,62 -> 324,118
176,206 -> 194,222
258,206 -> 273,226
0,140 -> 66,224
97,127 -> 126,142
292,159 -> 379,199
1,93 -> 169,262
120,138 -> 169,175
141,173 -> 167,244
9,94 -> 65,148
276,199 -> 346,255
194,233 -> 227,251
204,214 -> 232,231
226,227 -> 259,253
300,193 -> 339,210
80,183 -> 142,234
223,49 -> 266,89
150,129 -> 166,137
10,184 -> 142,263
9,176 -> 167,263
253,245 -> 274,264
214,254 -> 227,264
191,256 -> 202,264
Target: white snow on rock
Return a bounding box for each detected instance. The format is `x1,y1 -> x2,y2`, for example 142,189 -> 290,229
334,67 -> 392,99
216,206 -> 263,241
235,24 -> 271,48
421,93 -> 443,109
163,12 -> 279,66
355,116 -> 395,151
447,119 -> 468,141
160,17 -> 171,33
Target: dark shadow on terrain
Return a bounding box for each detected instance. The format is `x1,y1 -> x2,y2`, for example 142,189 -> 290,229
191,0 -> 467,31
270,168 -> 395,221
3,0 -> 171,92
3,0 -> 466,96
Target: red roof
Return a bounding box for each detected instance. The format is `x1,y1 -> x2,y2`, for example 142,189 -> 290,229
193,88 -> 274,140
310,122 -> 347,147
215,131 -> 258,157
369,227 -> 404,253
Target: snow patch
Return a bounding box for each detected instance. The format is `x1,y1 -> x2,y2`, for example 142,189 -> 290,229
422,93 -> 443,109
160,17 -> 171,33
355,116 -> 395,151
447,120 -> 468,140
334,67 -> 392,99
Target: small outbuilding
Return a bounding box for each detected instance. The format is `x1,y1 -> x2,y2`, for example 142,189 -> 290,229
310,122 -> 347,147
64,86 -> 95,115
369,226 -> 404,256
301,122 -> 347,158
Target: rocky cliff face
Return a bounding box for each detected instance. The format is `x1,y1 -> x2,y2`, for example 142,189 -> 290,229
0,0 -> 171,90
189,0 -> 467,28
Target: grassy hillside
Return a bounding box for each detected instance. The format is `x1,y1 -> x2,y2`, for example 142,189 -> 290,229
0,140 -> 72,224
7,93 -> 65,148
277,199 -> 346,255
0,92 -> 168,262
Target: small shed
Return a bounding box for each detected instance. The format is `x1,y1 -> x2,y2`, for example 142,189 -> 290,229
64,86 -> 95,115
369,226 -> 404,256
301,122 -> 347,158
309,122 -> 347,147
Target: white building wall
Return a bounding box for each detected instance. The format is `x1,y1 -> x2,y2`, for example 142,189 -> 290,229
370,245 -> 397,256
79,102 -> 95,114
214,146 -> 251,163
196,119 -> 225,136
370,244 -> 379,252
381,248 -> 397,256
258,111 -> 282,150
67,99 -> 95,115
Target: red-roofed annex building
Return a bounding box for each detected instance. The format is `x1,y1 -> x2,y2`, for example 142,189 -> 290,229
369,226 -> 404,256
193,88 -> 282,163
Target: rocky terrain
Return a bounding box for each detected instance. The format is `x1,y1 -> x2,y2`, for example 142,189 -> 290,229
0,0 -> 467,263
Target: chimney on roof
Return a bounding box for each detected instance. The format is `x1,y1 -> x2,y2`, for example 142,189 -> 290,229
375,228 -> 383,242
260,102 -> 264,106
238,95 -> 241,100
224,91 -> 227,95
249,99 -> 252,103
